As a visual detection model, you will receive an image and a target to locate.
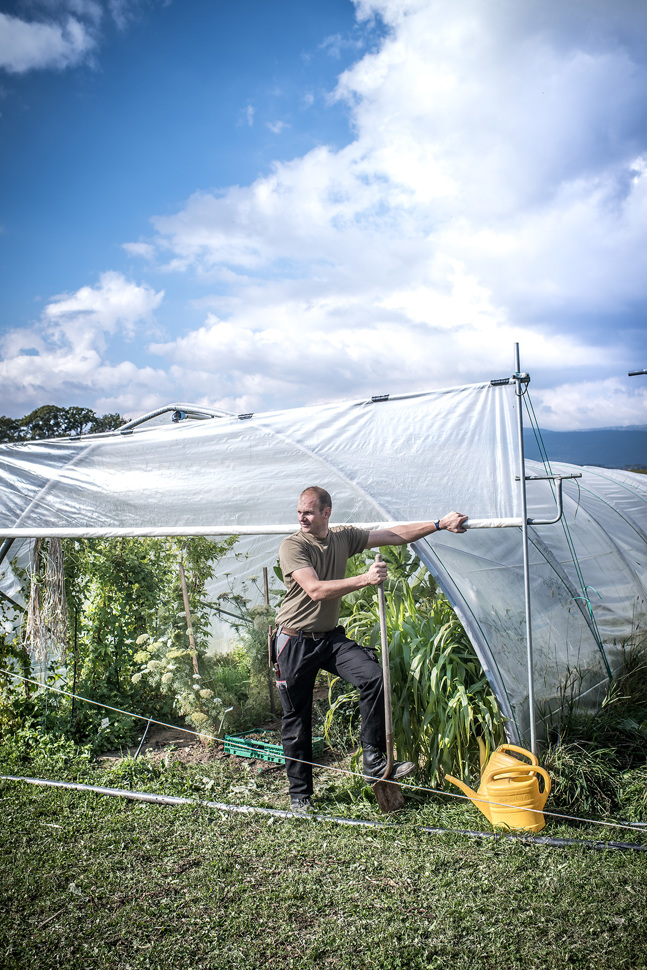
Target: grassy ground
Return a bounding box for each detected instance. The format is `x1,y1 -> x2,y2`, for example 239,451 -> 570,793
1,743 -> 646,970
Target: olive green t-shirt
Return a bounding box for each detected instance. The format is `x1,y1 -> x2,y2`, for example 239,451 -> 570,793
276,526 -> 369,632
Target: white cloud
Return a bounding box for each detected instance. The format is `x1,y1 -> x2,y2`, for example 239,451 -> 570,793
42,270 -> 163,343
133,0 -> 646,429
320,32 -> 363,60
0,2 -> 165,75
14,0 -> 643,428
122,241 -> 156,260
533,378 -> 647,430
0,12 -> 96,73
107,0 -> 132,30
0,273 -> 167,415
148,274 -> 615,419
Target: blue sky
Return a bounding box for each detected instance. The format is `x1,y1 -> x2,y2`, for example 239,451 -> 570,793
1,0 -> 646,429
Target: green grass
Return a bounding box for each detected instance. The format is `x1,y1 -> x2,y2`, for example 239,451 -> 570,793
1,748 -> 646,970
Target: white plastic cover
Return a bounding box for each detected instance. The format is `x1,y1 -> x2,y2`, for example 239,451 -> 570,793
1,381 -> 645,742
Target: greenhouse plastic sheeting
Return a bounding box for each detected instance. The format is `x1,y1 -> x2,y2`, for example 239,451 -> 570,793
0,381 -> 645,742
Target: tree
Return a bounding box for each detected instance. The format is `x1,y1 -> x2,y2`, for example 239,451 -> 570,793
0,417 -> 22,442
0,405 -> 123,442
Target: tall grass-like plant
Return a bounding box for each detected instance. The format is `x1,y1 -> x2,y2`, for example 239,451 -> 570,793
541,636 -> 647,819
330,546 -> 506,787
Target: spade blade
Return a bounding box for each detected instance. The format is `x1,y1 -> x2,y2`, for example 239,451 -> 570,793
372,778 -> 405,813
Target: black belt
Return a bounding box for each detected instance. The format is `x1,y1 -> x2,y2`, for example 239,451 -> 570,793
279,627 -> 332,639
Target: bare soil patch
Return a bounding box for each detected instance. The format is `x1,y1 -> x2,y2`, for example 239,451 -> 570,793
99,718 -> 284,766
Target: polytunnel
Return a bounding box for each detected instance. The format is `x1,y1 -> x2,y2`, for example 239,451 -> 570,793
0,379 -> 645,743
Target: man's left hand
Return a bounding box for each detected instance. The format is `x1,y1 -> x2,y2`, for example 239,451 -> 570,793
438,511 -> 468,533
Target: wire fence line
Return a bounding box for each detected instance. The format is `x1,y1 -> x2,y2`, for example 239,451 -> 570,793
1,668 -> 645,837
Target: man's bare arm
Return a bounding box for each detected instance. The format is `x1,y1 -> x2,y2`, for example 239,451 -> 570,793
366,511 -> 468,548
291,561 -> 387,603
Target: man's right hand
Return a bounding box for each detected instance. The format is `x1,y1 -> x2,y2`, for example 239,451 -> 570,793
365,560 -> 388,586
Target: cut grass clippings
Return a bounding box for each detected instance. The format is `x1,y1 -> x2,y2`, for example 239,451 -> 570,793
1,746 -> 646,970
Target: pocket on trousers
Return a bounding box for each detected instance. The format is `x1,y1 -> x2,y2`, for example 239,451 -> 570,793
275,679 -> 295,715
358,643 -> 380,664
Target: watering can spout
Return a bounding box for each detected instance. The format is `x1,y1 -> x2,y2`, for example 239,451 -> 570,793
445,774 -> 492,823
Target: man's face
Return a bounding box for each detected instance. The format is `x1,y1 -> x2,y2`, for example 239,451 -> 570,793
297,492 -> 331,538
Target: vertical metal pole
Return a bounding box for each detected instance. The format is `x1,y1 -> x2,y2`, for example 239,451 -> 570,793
514,343 -> 536,754
263,566 -> 275,714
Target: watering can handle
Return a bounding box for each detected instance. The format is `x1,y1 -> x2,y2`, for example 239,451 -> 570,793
497,743 -> 539,766
485,764 -> 552,800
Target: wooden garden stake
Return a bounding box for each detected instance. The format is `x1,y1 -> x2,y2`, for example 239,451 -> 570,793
179,558 -> 199,677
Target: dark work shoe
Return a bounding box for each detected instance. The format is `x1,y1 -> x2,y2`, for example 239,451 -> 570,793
290,796 -> 314,813
363,744 -> 416,783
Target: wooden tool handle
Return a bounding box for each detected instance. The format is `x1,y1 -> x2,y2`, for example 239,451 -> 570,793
376,553 -> 394,779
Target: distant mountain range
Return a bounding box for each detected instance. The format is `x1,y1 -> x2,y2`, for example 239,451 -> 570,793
523,426 -> 647,470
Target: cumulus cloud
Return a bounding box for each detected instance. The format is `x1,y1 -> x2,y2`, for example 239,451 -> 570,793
0,272 -> 168,415
131,0 -> 646,428
533,378 -> 647,430
148,276 -> 614,418
11,0 -> 636,426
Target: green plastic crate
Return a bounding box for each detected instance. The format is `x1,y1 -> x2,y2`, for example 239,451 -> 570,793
224,729 -> 324,765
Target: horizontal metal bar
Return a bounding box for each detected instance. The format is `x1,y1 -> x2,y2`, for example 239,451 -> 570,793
0,513 -> 573,539
2,775 -> 644,852
0,525 -> 296,538
517,473 -> 583,482
0,475 -> 585,540
119,403 -> 234,432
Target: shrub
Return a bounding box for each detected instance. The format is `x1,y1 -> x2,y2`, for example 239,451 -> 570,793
131,634 -> 249,737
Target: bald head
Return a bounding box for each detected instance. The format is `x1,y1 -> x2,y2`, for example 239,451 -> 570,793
300,486 -> 332,513
297,486 -> 332,538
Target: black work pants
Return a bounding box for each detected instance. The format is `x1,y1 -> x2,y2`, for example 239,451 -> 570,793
274,626 -> 385,797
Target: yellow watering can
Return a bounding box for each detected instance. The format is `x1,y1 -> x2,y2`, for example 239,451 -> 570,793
476,740 -> 539,776
447,742 -> 539,810
446,743 -> 551,833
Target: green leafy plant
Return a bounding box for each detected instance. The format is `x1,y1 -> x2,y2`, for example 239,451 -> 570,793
1,535 -> 241,749
130,634 -> 249,736
216,573 -> 284,726
328,545 -> 506,788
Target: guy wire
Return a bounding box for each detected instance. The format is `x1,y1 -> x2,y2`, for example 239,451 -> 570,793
1,667 -> 645,838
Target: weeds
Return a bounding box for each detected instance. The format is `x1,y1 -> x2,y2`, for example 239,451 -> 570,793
542,741 -> 622,817
542,637 -> 647,820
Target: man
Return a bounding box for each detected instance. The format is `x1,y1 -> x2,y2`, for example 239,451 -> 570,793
273,485 -> 468,812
